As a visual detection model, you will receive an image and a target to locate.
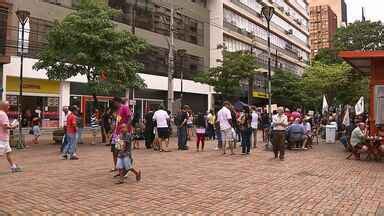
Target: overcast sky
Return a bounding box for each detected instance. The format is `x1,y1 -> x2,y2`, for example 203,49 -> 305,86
346,0 -> 384,23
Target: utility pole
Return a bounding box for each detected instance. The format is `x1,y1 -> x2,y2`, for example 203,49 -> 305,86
167,3 -> 175,114
166,3 -> 182,114
131,0 -> 138,34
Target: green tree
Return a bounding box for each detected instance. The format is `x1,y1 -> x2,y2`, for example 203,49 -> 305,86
313,48 -> 342,65
334,21 -> 384,51
194,49 -> 260,99
301,62 -> 368,109
33,0 -> 148,104
271,70 -> 303,109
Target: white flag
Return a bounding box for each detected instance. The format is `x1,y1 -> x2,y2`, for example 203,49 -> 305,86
322,95 -> 328,114
355,97 -> 364,115
342,106 -> 350,127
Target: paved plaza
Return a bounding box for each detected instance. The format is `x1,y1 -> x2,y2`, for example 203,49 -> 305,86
1,136 -> 384,215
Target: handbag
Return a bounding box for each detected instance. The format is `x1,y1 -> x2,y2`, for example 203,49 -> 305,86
115,138 -> 124,151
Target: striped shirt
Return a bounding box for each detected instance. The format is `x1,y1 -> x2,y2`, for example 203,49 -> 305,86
90,113 -> 99,128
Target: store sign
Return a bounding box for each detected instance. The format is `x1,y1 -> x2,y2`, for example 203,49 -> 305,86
6,76 -> 60,94
23,84 -> 40,90
252,91 -> 269,99
6,95 -> 17,106
47,97 -> 59,107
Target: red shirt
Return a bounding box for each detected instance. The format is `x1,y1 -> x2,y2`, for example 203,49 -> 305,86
66,113 -> 77,134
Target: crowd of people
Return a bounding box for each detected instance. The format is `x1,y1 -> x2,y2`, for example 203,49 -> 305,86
1,95 -> 383,181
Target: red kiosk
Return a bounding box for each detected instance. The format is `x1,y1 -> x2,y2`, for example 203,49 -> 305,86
339,51 -> 384,136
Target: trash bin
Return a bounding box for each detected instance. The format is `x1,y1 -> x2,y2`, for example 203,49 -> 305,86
325,125 -> 337,143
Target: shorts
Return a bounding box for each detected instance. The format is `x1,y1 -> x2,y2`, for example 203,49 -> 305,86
221,128 -> 233,142
116,156 -> 132,170
187,124 -> 193,128
32,125 -> 40,137
0,140 -> 12,156
157,127 -> 169,139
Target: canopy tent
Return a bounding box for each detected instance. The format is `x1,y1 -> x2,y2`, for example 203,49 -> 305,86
234,101 -> 249,111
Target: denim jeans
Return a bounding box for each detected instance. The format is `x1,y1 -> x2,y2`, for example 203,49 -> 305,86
177,127 -> 187,149
241,128 -> 252,153
64,133 -> 77,156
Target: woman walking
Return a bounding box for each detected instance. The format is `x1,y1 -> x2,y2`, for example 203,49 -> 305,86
240,106 -> 252,154
207,110 -> 216,143
195,113 -> 206,152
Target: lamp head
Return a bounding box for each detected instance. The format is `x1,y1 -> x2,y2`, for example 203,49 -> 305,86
261,6 -> 274,22
16,10 -> 30,25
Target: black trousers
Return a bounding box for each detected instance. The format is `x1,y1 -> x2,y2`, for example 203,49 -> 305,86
272,130 -> 286,159
144,129 -> 155,149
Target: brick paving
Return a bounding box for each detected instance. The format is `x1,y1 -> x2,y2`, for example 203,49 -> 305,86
1,136 -> 384,215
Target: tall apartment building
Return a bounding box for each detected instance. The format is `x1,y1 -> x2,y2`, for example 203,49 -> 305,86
0,0 -> 212,127
208,0 -> 310,103
309,0 -> 347,27
310,5 -> 337,57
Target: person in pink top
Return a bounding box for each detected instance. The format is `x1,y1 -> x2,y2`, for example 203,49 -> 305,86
110,97 -> 132,173
0,101 -> 21,172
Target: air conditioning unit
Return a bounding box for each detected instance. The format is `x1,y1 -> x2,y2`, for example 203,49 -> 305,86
285,11 -> 290,16
285,29 -> 293,35
238,28 -> 247,34
247,31 -> 255,37
278,6 -> 284,12
294,18 -> 302,25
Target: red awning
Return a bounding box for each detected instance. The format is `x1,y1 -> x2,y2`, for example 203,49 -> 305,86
338,51 -> 384,74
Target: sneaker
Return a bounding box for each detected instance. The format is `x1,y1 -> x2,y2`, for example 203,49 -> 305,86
11,165 -> 22,173
61,154 -> 67,160
70,156 -> 79,160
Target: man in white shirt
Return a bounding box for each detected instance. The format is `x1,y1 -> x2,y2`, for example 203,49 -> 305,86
272,107 -> 288,160
251,106 -> 259,148
217,101 -> 233,154
153,106 -> 170,152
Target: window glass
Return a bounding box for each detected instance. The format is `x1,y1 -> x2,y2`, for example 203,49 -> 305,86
375,85 -> 384,125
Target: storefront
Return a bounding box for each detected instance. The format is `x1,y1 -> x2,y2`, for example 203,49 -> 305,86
5,76 -> 60,128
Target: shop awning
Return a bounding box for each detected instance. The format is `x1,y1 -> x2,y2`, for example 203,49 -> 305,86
338,51 -> 384,74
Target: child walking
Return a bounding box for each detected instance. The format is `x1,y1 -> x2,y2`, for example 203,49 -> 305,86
195,113 -> 206,152
115,124 -> 141,184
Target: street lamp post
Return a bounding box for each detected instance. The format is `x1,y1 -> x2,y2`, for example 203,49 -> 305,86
261,6 -> 274,148
16,10 -> 30,149
249,38 -> 257,105
177,49 -> 186,108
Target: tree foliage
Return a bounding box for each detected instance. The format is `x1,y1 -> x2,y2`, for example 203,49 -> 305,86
313,48 -> 342,65
271,62 -> 369,111
194,49 -> 260,98
334,21 -> 384,51
271,70 -> 303,108
33,0 -> 148,97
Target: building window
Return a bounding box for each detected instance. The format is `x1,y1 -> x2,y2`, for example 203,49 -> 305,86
375,85 -> 384,125
21,17 -> 53,59
109,0 -> 205,46
0,7 -> 8,56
